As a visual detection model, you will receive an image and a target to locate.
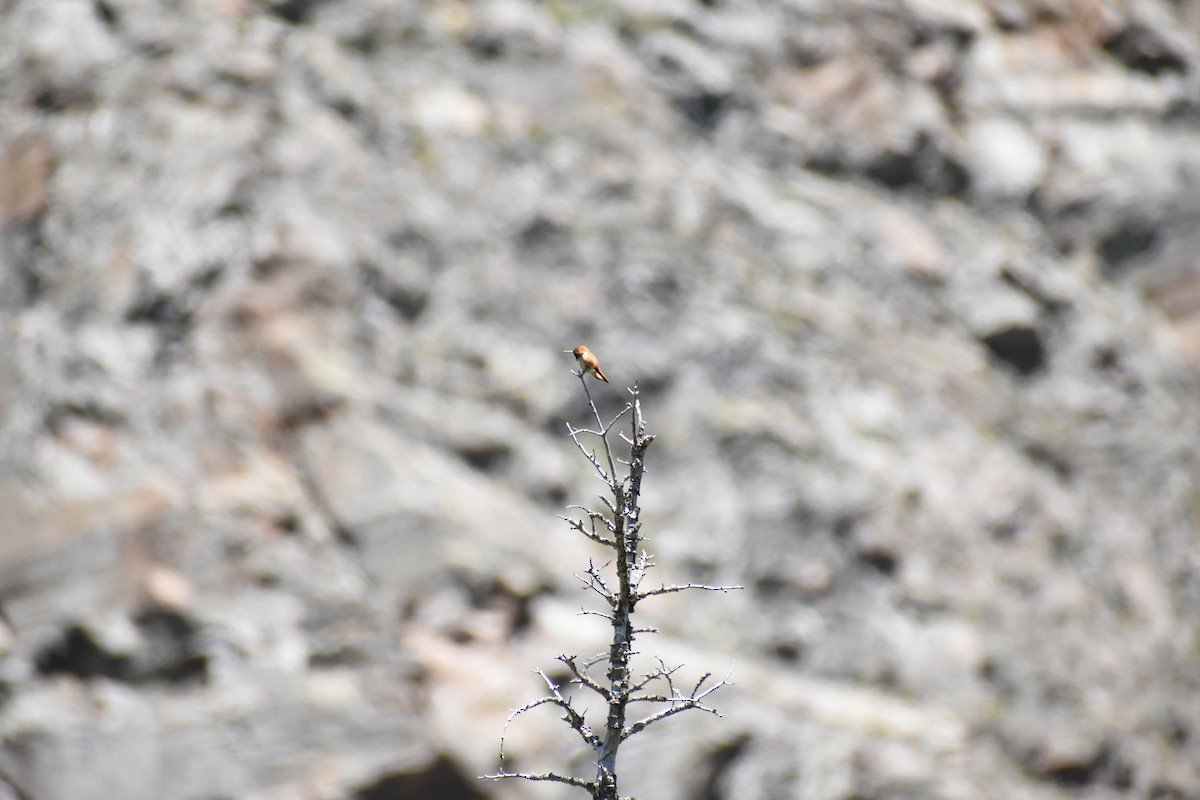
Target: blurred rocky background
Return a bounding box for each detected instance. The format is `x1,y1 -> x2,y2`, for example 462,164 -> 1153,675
1,0 -> 1199,798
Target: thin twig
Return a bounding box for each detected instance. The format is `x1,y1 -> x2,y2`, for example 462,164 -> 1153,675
566,505 -> 617,532
564,516 -> 618,548
637,582 -> 744,599
577,608 -> 615,622
605,403 -> 634,433
628,659 -> 682,694
575,560 -> 617,603
532,667 -> 603,749
620,667 -> 735,742
559,654 -> 612,699
496,695 -> 558,761
482,770 -> 596,791
579,373 -> 623,489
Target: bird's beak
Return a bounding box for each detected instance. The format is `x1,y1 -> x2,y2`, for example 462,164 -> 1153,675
563,349 -> 573,353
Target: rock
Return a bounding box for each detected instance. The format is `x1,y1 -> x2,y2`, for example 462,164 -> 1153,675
871,205 -> 950,281
0,1 -> 1199,798
0,136 -> 54,224
965,115 -> 1047,200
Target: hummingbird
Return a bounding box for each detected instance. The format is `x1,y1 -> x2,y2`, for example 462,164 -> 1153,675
565,345 -> 609,383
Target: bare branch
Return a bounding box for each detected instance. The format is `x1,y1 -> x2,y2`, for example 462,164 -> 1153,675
559,654 -> 612,699
482,770 -> 596,791
575,560 -> 617,604
566,505 -> 617,533
582,651 -> 609,670
603,403 -> 634,433
496,696 -> 557,761
575,578 -> 615,605
578,370 -> 605,430
567,426 -> 612,482
600,500 -> 619,525
628,659 -> 683,694
637,582 -> 744,600
620,667 -> 735,742
620,700 -> 721,741
574,372 -> 621,485
563,515 -> 618,548
490,378 -> 733,799
528,668 -> 604,750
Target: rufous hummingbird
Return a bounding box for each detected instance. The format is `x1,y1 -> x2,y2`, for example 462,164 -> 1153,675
565,345 -> 609,383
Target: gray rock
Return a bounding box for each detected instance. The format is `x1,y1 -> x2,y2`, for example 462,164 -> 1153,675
1,1 -> 1200,799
